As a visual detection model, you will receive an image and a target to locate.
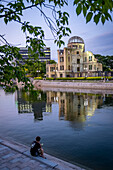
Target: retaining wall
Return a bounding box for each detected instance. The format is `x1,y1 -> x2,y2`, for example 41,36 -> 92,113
33,80 -> 113,90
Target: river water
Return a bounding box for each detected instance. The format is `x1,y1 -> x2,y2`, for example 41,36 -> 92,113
0,88 -> 113,170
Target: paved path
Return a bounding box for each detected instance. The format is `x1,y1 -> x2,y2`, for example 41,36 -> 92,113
0,137 -> 88,170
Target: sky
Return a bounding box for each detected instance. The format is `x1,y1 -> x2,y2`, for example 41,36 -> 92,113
0,1 -> 113,62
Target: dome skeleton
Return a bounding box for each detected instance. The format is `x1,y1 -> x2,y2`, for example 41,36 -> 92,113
68,36 -> 84,44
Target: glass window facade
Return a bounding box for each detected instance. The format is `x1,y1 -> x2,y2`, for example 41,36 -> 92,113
19,47 -> 51,64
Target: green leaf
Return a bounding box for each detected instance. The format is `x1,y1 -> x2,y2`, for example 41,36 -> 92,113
66,27 -> 71,33
106,13 -> 112,21
94,14 -> 100,24
76,3 -> 82,16
62,29 -> 65,35
4,18 -> 8,24
73,0 -> 80,5
101,15 -> 105,24
83,5 -> 87,17
59,35 -> 62,40
86,12 -> 93,23
56,20 -> 60,26
63,12 -> 69,17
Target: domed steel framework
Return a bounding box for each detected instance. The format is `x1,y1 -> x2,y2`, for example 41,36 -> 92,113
68,36 -> 84,44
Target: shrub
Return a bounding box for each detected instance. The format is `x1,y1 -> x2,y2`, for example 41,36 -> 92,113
26,74 -> 32,78
86,77 -> 102,80
34,77 -> 43,80
86,76 -> 113,80
46,78 -> 54,80
56,77 -> 86,80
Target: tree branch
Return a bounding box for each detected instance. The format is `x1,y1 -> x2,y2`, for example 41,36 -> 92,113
0,34 -> 10,45
0,3 -> 40,18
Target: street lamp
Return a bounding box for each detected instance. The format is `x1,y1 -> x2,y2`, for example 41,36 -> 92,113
36,70 -> 40,77
84,67 -> 88,71
84,67 -> 88,77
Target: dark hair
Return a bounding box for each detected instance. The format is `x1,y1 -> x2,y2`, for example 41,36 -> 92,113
36,136 -> 41,141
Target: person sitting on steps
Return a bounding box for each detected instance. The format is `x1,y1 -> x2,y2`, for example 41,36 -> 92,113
30,136 -> 46,159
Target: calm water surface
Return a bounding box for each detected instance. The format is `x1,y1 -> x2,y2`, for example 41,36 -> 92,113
0,88 -> 113,170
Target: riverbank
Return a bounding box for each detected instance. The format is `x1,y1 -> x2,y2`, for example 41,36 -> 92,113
0,137 -> 88,170
32,80 -> 113,93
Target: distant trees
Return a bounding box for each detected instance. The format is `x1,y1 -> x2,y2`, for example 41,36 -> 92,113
25,59 -> 56,77
95,54 -> 113,71
40,59 -> 57,77
49,60 -> 57,64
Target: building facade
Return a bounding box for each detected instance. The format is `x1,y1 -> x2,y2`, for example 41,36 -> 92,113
46,36 -> 103,78
19,47 -> 51,65
46,63 -> 58,78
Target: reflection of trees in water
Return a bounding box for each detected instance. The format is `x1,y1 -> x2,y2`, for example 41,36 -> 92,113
103,95 -> 113,107
20,89 -> 46,102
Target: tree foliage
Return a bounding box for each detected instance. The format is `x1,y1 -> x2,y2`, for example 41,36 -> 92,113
74,0 -> 113,24
25,59 -> 56,77
0,0 -> 113,91
49,59 -> 57,64
95,54 -> 113,71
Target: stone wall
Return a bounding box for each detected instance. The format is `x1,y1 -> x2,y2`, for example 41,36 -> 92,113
33,80 -> 113,90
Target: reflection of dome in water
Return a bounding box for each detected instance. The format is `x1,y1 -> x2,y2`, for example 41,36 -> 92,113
68,36 -> 84,44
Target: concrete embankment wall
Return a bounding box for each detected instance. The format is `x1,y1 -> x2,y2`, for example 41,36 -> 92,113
33,80 -> 113,90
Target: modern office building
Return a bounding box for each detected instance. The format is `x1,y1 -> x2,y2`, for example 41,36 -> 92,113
46,36 -> 103,78
19,47 -> 51,64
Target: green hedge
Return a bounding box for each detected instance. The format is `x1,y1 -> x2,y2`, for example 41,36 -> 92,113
87,76 -> 113,80
56,77 -> 86,80
46,77 -> 86,80
86,77 -> 102,80
34,77 -> 43,80
46,76 -> 113,81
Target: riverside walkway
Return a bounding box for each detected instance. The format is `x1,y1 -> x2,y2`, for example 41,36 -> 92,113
33,80 -> 113,90
0,137 -> 87,170
31,80 -> 113,94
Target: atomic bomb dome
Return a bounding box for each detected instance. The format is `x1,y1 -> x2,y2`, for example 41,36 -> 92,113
68,36 -> 84,44
67,36 -> 85,52
46,35 -> 103,79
